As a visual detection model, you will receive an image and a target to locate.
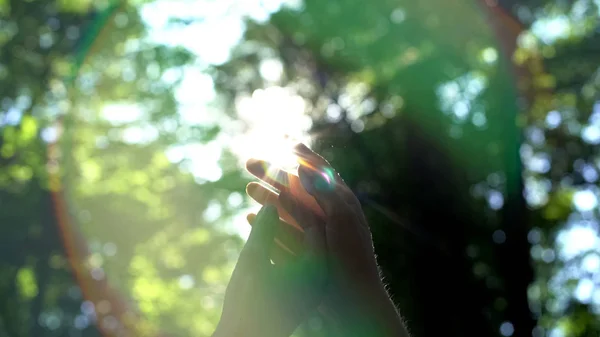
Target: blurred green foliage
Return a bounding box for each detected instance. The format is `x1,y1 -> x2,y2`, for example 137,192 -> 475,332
1,1 -> 244,336
1,0 -> 600,337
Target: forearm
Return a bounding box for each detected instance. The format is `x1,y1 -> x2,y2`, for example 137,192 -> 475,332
326,282 -> 410,337
211,316 -> 236,337
212,311 -> 293,337
363,287 -> 410,337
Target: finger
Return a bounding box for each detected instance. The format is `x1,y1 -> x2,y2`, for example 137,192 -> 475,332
246,182 -> 301,230
279,191 -> 322,231
240,205 -> 279,266
297,165 -> 353,218
246,159 -> 291,192
293,143 -> 332,170
294,143 -> 345,187
247,213 -> 297,265
279,191 -> 327,256
246,161 -> 325,218
294,144 -> 358,205
247,213 -> 304,256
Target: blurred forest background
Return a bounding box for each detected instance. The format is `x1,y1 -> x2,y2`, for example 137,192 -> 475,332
1,0 -> 600,336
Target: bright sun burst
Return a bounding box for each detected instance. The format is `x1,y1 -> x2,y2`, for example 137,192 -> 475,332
230,86 -> 313,170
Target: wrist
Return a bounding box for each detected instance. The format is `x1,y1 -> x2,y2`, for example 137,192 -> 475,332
212,318 -> 235,337
213,315 -> 293,337
327,282 -> 408,337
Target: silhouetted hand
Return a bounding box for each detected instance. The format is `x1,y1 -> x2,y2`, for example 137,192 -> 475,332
245,144 -> 410,337
213,204 -> 327,337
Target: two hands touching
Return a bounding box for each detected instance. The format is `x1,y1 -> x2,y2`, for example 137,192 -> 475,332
213,144 -> 409,337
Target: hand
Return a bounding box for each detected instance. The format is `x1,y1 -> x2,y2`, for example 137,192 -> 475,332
245,144 -> 409,337
213,204 -> 328,337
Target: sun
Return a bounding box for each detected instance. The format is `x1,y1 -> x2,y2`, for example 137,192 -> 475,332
229,86 -> 313,170
234,131 -> 311,171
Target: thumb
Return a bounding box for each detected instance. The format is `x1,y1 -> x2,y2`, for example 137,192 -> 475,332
240,205 -> 279,266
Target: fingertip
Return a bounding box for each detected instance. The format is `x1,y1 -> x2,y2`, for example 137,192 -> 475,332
293,143 -> 312,154
245,182 -> 260,194
246,158 -> 266,176
249,205 -> 279,248
246,213 -> 256,225
261,205 -> 280,232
